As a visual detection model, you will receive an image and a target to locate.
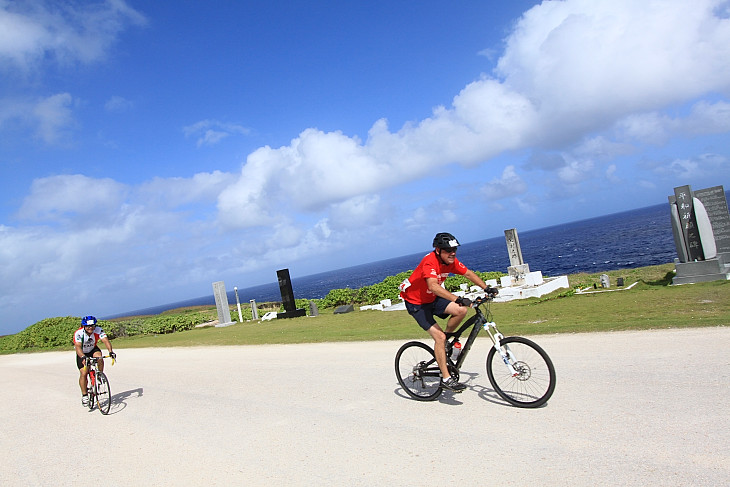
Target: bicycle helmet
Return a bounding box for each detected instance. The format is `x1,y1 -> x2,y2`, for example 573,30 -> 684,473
433,232 -> 460,250
81,316 -> 97,327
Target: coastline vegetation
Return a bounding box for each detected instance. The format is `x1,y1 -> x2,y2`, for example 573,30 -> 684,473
1,263 -> 728,354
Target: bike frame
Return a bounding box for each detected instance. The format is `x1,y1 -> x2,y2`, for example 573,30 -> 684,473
396,293 -> 556,406
84,356 -> 114,393
446,297 -> 518,376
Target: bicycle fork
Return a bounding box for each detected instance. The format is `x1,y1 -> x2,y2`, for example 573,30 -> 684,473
484,321 -> 520,377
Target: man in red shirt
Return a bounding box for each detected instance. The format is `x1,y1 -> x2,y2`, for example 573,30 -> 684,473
400,232 -> 492,392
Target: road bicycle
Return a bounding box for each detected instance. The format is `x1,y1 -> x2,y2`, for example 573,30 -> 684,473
84,355 -> 114,415
395,294 -> 556,407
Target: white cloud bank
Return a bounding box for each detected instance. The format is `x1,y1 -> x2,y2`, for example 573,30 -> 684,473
217,0 -> 730,229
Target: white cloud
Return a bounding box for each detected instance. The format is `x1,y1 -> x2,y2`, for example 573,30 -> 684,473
647,152 -> 728,179
497,0 -> 730,145
667,158 -> 700,180
481,165 -> 527,201
615,112 -> 676,145
685,100 -> 730,135
104,95 -> 133,112
0,0 -> 147,72
0,93 -> 78,144
17,174 -> 128,222
329,195 -> 385,230
216,81 -> 538,229
32,92 -> 76,143
2,171 -> 246,326
615,100 -> 730,144
605,164 -> 620,183
138,171 -> 232,209
183,120 -> 251,147
557,156 -> 595,185
403,199 -> 459,231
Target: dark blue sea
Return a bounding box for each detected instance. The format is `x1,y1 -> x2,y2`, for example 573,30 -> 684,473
105,201 -> 681,318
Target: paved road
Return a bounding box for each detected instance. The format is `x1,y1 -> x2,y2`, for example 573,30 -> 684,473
1,327 -> 728,486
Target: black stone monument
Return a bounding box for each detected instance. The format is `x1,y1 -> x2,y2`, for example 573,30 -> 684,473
276,268 -> 307,319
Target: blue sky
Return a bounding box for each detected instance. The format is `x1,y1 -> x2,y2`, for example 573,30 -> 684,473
2,0 -> 730,335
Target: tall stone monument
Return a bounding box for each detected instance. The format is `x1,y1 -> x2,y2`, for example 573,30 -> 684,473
212,281 -> 235,327
276,268 -> 306,319
493,228 -> 569,299
504,228 -> 530,285
668,185 -> 730,284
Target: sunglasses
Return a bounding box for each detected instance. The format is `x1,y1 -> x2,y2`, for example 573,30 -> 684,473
440,247 -> 457,254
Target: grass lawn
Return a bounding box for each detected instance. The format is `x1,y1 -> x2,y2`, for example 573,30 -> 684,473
110,264 -> 729,348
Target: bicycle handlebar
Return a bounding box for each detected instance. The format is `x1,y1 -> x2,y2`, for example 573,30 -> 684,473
471,294 -> 497,306
84,355 -> 116,366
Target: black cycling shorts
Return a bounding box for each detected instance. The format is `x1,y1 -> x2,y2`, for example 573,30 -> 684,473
405,296 -> 452,331
76,347 -> 101,369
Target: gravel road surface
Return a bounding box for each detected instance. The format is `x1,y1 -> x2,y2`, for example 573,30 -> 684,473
1,327 -> 728,486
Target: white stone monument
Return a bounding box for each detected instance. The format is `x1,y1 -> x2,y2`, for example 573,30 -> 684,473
212,281 -> 235,327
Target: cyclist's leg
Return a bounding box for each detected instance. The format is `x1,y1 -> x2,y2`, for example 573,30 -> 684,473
76,354 -> 88,395
426,323 -> 450,379
406,301 -> 449,378
442,300 -> 467,333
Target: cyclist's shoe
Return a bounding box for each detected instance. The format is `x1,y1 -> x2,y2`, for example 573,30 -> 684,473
440,377 -> 466,393
81,394 -> 89,407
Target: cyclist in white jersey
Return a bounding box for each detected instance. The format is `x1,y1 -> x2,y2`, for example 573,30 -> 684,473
73,316 -> 115,407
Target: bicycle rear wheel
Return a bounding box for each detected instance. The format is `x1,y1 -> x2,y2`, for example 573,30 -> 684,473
486,336 -> 556,408
395,341 -> 443,401
95,371 -> 112,415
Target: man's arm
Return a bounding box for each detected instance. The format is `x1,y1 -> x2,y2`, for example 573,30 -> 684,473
426,277 -> 458,302
74,340 -> 84,359
464,270 -> 488,290
101,336 -> 114,357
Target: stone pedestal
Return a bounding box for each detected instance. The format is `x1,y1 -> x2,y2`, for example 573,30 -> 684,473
672,253 -> 730,284
508,263 -> 531,286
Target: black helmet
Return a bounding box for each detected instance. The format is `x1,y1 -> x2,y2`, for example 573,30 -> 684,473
433,232 -> 460,250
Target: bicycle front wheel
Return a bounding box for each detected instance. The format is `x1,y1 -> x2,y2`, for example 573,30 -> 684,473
395,341 -> 442,401
486,336 -> 556,408
95,371 -> 112,415
88,372 -> 96,410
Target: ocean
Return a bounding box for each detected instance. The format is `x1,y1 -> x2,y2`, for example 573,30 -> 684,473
106,199 -> 686,318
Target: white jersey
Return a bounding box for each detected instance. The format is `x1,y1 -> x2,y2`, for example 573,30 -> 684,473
74,326 -> 107,354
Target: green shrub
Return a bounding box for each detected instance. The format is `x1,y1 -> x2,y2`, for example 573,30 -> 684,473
0,316 -> 81,353
319,288 -> 358,308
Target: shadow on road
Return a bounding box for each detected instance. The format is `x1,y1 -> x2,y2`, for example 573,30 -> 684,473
106,387 -> 144,414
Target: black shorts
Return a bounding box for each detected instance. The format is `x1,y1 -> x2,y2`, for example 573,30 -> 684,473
405,296 -> 452,331
76,347 -> 101,369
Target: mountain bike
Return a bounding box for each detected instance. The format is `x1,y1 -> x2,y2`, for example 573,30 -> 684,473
395,294 -> 556,407
84,355 -> 114,415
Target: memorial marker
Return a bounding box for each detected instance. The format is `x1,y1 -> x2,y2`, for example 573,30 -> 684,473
212,281 -> 235,327
276,268 -> 307,319
668,185 -> 730,284
504,228 -> 530,285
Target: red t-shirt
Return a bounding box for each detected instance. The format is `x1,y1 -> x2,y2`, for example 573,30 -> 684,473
399,251 -> 468,305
